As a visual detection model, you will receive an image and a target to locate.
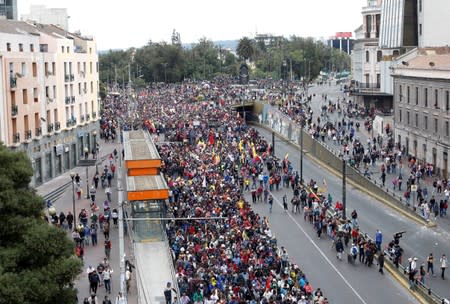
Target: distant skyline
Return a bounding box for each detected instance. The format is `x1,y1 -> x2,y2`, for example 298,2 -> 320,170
19,0 -> 366,50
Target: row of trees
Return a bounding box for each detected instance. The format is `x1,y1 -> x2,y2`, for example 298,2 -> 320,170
99,32 -> 350,87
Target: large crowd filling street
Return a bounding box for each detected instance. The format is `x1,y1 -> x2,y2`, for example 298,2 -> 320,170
95,78 -> 450,303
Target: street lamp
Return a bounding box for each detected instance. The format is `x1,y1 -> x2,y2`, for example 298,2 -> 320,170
93,130 -> 98,174
342,157 -> 347,220
70,172 -> 76,229
84,147 -> 90,199
299,120 -> 305,185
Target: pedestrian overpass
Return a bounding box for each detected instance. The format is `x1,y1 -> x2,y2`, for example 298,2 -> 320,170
123,130 -> 178,304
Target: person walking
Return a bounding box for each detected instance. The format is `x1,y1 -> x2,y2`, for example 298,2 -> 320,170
89,270 -> 100,294
164,282 -> 177,304
103,266 -> 113,294
427,253 -> 435,276
440,254 -> 448,279
375,230 -> 382,252
66,211 -> 74,230
102,295 -> 112,304
104,238 -> 112,259
115,292 -> 126,304
378,252 -> 385,274
268,194 -> 273,213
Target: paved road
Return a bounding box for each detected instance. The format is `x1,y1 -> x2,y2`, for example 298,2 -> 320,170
254,125 -> 450,301
36,141 -> 138,304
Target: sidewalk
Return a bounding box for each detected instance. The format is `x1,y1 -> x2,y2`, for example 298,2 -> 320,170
36,139 -> 138,304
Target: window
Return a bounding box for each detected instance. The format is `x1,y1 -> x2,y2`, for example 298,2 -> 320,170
40,44 -> 48,52
377,50 -> 382,62
21,62 -> 26,76
424,116 -> 428,130
66,46 -> 70,53
407,86 -> 410,104
376,74 -> 380,88
435,118 -> 438,133
446,91 -> 450,111
399,110 -> 402,122
407,111 -> 410,125
424,88 -> 428,107
366,51 -> 370,63
399,85 -> 403,102
419,24 -> 422,36
19,43 -> 23,52
6,42 -> 11,51
447,121 -> 449,137
23,89 -> 28,104
33,88 -> 38,103
30,44 -> 34,52
61,46 -> 65,53
435,89 -> 439,108
416,87 -> 419,105
32,62 -> 37,77
419,0 -> 422,12
415,113 -> 419,127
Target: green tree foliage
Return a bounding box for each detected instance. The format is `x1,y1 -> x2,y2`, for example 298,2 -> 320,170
98,34 -> 350,85
0,145 -> 81,304
236,37 -> 255,61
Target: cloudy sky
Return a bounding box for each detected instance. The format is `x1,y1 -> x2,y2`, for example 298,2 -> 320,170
19,0 -> 366,50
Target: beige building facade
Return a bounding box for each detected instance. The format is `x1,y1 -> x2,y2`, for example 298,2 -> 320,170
0,20 -> 99,186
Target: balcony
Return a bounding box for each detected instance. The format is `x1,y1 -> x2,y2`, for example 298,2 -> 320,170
11,104 -> 18,116
35,127 -> 42,137
47,123 -> 54,133
86,113 -> 90,121
25,130 -> 32,140
70,74 -> 74,81
13,133 -> 20,144
65,118 -> 77,128
80,114 -> 85,123
55,121 -> 61,131
10,76 -> 17,88
65,74 -> 70,82
92,112 -> 97,119
71,96 -> 76,104
65,97 -> 71,105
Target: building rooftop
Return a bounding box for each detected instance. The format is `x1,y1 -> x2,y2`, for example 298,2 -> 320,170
0,19 -> 40,35
403,47 -> 450,70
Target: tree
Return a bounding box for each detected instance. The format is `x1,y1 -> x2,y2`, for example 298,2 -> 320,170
236,37 -> 255,61
0,145 -> 81,304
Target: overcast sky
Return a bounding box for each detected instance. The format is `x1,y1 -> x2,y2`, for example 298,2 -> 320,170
19,0 -> 366,50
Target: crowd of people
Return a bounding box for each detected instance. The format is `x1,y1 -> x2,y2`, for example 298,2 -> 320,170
101,80 -> 330,303
98,77 -> 450,302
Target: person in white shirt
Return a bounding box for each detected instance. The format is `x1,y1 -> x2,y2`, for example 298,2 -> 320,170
115,292 -> 126,304
440,254 -> 448,279
103,266 -> 113,294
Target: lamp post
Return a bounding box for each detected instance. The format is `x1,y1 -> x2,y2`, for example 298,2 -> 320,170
299,120 -> 305,185
84,147 -> 90,199
70,172 -> 76,228
93,130 -> 98,174
342,158 -> 347,220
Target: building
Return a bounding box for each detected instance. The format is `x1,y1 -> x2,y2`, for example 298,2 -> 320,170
392,47 -> 450,177
0,0 -> 17,20
0,19 -> 99,186
327,32 -> 354,55
351,0 -> 393,111
21,5 -> 69,31
417,0 -> 450,48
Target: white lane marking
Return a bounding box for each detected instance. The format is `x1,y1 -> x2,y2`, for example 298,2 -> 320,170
270,193 -> 369,304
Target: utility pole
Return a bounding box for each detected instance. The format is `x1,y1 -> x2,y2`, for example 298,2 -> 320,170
289,58 -> 293,81
342,159 -> 347,220
272,131 -> 275,156
300,122 -> 304,184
